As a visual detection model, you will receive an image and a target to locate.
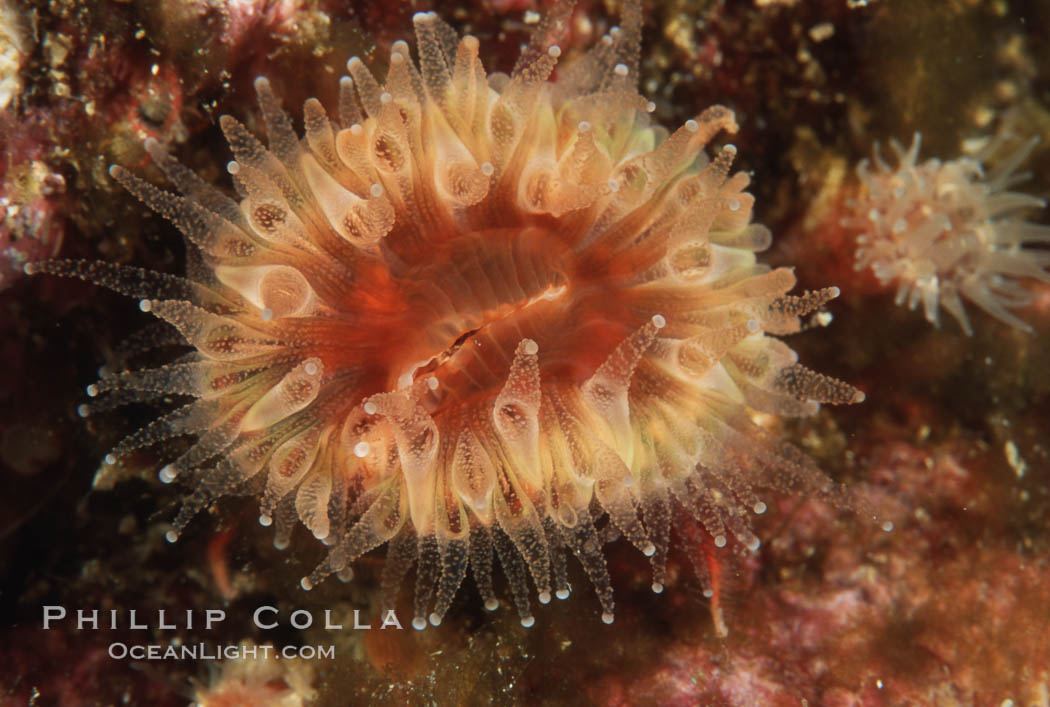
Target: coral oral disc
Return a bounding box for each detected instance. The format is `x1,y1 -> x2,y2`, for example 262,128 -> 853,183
32,0 -> 868,630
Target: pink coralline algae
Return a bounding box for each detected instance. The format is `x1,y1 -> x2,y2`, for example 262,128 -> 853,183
0,149 -> 67,290
192,640 -> 317,707
849,133 -> 1050,335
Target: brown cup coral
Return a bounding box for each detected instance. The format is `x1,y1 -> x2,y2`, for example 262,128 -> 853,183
28,0 -> 867,631
851,133 -> 1050,335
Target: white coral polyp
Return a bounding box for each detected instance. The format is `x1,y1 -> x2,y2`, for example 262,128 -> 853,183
852,133 -> 1050,335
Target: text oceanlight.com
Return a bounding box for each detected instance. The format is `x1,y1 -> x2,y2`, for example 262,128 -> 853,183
108,642 -> 335,661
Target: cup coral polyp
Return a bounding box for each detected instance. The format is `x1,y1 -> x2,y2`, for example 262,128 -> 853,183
851,133 -> 1050,334
30,0 -> 866,629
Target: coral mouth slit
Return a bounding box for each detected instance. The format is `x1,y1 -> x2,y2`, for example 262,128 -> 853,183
30,0 -> 869,632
